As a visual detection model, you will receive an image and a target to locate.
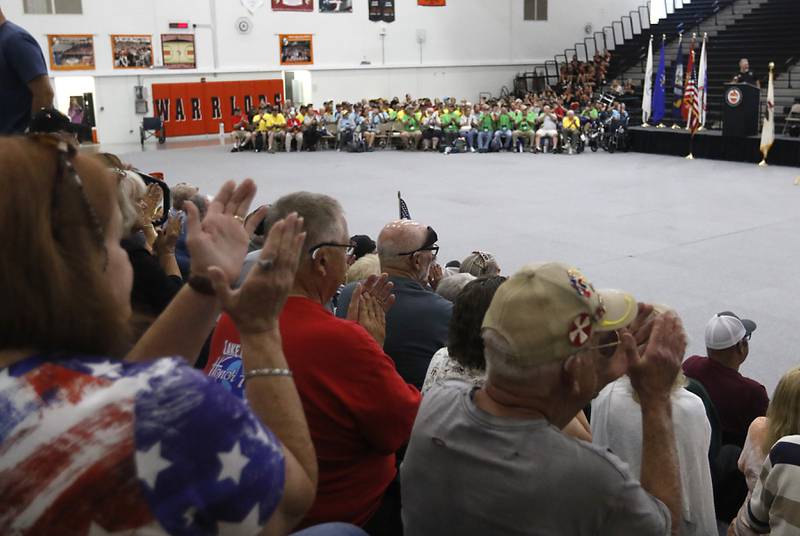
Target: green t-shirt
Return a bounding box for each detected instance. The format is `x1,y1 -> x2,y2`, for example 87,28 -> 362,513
404,116 -> 420,132
478,113 -> 495,132
388,109 -> 398,120
497,113 -> 513,130
441,112 -> 458,132
589,109 -> 599,120
511,110 -> 523,124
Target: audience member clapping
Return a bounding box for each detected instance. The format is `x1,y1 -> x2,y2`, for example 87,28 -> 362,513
0,134 -> 333,535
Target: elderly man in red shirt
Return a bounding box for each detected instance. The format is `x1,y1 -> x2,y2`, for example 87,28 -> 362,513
204,191 -> 420,535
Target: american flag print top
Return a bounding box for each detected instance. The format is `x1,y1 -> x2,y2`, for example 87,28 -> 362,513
0,355 -> 285,535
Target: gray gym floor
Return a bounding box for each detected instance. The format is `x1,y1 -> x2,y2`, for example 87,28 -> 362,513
113,139 -> 800,393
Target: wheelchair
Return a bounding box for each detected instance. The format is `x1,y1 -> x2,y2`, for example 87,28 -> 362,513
586,121 -> 604,152
140,116 -> 166,147
559,127 -> 585,155
602,118 -> 629,154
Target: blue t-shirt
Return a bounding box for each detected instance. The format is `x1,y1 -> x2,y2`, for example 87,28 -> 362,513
0,21 -> 49,134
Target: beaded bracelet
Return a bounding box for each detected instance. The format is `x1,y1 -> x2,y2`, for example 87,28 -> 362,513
245,368 -> 293,379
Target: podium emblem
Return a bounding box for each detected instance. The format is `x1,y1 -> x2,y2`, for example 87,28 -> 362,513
726,88 -> 743,108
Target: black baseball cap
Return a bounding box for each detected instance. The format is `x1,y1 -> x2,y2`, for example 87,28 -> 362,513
350,235 -> 376,260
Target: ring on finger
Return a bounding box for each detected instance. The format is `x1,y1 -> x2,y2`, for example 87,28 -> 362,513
258,258 -> 275,271
233,215 -> 244,223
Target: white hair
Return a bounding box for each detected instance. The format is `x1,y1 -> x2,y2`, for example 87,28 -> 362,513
346,253 -> 381,283
117,170 -> 146,234
436,273 -> 476,303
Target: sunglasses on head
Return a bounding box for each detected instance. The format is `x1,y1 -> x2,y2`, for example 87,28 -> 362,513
28,133 -> 108,269
398,226 -> 439,258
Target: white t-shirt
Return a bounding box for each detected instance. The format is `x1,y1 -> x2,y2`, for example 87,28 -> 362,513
591,377 -> 716,536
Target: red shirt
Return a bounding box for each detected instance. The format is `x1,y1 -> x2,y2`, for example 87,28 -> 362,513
286,117 -> 301,130
682,355 -> 769,447
233,112 -> 249,130
204,297 -> 421,528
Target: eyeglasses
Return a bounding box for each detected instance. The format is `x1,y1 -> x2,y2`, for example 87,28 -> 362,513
398,226 -> 440,258
308,242 -> 355,258
28,133 -> 108,269
588,330 -> 621,359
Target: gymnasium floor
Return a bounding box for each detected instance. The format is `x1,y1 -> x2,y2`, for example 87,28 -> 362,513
110,138 -> 800,393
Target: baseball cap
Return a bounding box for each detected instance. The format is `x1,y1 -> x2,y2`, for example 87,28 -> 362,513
350,234 -> 376,260
705,311 -> 756,350
482,262 -> 638,364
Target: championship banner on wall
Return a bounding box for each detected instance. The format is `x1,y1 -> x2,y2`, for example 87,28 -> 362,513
47,34 -> 95,71
272,0 -> 313,11
418,0 -> 445,5
111,35 -> 153,69
279,34 -> 313,65
152,79 -> 284,137
368,0 -> 395,22
319,0 -> 352,13
161,34 -> 196,69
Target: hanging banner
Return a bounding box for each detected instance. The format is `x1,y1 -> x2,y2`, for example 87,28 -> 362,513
47,35 -> 95,71
279,34 -> 313,65
320,0 -> 352,13
368,0 -> 395,22
161,34 -> 196,69
111,35 -> 153,69
272,0 -> 313,12
418,0 -> 445,5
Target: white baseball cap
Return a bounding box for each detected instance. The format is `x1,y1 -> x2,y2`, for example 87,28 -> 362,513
705,312 -> 756,350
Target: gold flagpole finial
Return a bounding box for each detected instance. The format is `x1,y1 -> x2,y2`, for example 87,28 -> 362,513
703,32 -> 708,39
662,34 -> 666,41
769,62 -> 775,71
692,32 -> 697,39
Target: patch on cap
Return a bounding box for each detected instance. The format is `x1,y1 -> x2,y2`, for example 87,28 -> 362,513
569,313 -> 593,347
567,269 -> 594,299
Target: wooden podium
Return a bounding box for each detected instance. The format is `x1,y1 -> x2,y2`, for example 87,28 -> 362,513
722,83 -> 760,137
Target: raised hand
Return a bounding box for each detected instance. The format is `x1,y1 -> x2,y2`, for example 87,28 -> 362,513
428,262 -> 443,291
360,273 -> 396,313
185,179 -> 256,284
207,213 -> 306,335
155,212 -> 181,254
626,311 -> 687,403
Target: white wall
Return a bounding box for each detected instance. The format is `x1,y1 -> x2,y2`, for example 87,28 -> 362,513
7,0 -> 648,143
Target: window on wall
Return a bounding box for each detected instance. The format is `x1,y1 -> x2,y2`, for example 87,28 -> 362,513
23,0 -> 82,14
524,0 -> 548,21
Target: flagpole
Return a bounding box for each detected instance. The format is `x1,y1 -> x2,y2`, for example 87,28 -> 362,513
686,132 -> 695,159
697,33 -> 708,131
656,34 -> 667,128
672,32 -> 684,130
758,62 -> 775,167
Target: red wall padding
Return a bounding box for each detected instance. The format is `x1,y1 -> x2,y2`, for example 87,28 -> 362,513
152,79 -> 284,137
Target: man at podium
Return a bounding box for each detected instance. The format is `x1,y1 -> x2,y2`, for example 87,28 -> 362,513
731,58 -> 760,87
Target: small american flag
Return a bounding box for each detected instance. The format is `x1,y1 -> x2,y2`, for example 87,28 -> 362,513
398,191 -> 411,219
685,53 -> 701,134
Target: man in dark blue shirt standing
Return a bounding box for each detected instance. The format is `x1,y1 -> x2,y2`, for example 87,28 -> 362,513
0,7 -> 53,134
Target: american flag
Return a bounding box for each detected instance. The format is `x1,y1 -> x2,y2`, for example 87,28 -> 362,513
685,51 -> 701,134
398,191 -> 411,219
0,355 -> 285,535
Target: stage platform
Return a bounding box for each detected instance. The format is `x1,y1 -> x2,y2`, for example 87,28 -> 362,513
628,126 -> 800,167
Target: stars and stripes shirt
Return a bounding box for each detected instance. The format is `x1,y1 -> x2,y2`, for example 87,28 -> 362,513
734,434 -> 800,535
0,354 -> 285,535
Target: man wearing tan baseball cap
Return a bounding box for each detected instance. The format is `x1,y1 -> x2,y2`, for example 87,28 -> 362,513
401,262 -> 687,535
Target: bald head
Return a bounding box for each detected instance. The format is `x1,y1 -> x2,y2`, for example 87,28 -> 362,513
378,220 -> 428,265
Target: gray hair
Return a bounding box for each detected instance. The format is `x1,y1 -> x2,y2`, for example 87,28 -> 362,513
264,191 -> 344,258
117,170 -> 146,235
436,273 -> 476,303
482,328 -> 563,396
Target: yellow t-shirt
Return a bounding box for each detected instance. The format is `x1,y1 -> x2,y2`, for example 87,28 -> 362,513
563,116 -> 580,130
253,114 -> 268,132
397,110 -> 407,121
269,113 -> 286,130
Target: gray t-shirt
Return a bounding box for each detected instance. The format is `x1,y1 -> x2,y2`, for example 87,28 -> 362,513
400,381 -> 671,536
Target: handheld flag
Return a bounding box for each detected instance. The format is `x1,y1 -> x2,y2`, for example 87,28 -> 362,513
672,34 -> 684,123
398,191 -> 411,219
652,36 -> 667,124
642,36 -> 654,125
697,34 -> 708,127
759,63 -> 775,166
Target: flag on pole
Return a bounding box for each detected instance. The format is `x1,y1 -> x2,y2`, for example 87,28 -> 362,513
672,35 -> 684,122
652,37 -> 667,124
642,36 -> 654,124
759,63 -> 775,164
697,35 -> 708,127
398,191 -> 411,219
685,51 -> 701,134
681,38 -> 696,121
